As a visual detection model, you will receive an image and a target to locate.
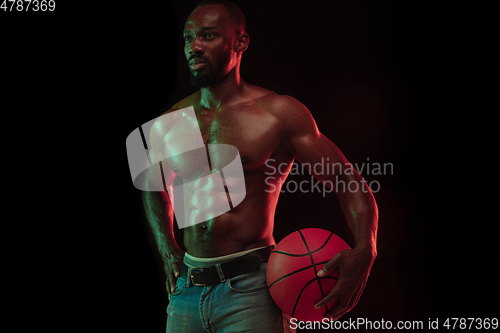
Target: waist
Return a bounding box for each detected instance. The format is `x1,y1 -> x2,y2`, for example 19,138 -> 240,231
180,245 -> 275,286
183,245 -> 271,268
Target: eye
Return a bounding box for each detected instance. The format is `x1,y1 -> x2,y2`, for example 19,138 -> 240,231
204,32 -> 214,39
184,35 -> 192,43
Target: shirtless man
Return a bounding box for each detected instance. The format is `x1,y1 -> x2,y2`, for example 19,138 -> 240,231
142,0 -> 378,331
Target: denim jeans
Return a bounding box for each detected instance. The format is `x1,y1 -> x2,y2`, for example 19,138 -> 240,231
166,263 -> 295,333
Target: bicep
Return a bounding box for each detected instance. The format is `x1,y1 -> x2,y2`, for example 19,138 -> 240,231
145,117 -> 177,191
279,96 -> 354,183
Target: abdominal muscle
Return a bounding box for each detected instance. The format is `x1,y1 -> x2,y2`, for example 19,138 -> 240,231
182,172 -> 278,258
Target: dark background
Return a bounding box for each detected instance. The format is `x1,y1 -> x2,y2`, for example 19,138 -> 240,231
110,1 -> 498,332
2,0 -> 498,332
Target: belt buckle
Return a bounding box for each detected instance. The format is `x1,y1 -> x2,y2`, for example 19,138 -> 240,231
190,267 -> 207,286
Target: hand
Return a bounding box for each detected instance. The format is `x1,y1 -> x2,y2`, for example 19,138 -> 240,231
314,245 -> 376,320
163,247 -> 186,301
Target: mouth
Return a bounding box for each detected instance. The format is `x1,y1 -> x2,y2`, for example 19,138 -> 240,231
189,58 -> 208,70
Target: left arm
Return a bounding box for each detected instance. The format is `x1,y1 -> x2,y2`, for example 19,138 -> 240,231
276,95 -> 378,320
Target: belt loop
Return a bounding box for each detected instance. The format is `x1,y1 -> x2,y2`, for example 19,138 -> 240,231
186,267 -> 192,288
215,263 -> 226,283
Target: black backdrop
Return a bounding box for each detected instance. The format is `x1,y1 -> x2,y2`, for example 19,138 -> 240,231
2,1 -> 497,332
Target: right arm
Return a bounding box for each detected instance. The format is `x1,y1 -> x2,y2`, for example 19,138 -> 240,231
142,185 -> 185,300
142,112 -> 185,299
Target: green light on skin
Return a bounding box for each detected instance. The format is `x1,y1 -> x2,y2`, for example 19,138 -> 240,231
350,208 -> 357,220
207,119 -> 221,144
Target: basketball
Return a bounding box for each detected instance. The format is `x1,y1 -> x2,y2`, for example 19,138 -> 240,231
266,228 -> 351,322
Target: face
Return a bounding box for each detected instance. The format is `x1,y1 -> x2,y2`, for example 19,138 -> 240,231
183,5 -> 238,89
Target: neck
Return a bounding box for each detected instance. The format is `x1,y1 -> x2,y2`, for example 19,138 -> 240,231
199,66 -> 245,109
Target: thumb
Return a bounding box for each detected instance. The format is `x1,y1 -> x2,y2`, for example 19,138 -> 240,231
173,261 -> 180,278
317,251 -> 343,277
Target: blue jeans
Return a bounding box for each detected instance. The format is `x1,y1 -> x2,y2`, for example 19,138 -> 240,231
166,263 -> 295,333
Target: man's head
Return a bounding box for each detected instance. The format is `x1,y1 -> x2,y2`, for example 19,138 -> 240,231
183,0 -> 249,89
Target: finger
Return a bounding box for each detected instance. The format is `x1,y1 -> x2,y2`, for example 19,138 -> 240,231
329,285 -> 363,321
326,290 -> 355,320
342,280 -> 363,308
168,271 -> 177,294
172,261 -> 180,278
323,292 -> 349,320
330,299 -> 352,321
166,280 -> 172,300
331,302 -> 354,321
322,282 -> 357,318
331,308 -> 349,321
348,285 -> 364,310
314,280 -> 343,308
317,251 -> 343,277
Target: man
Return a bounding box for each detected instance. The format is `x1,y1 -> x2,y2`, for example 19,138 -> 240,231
142,0 -> 378,331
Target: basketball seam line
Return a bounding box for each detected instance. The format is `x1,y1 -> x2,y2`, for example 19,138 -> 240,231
267,260 -> 336,289
290,277 -> 327,319
289,231 -> 333,318
270,232 -> 335,257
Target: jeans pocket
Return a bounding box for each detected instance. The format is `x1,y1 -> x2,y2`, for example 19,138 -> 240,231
227,264 -> 269,294
170,277 -> 186,297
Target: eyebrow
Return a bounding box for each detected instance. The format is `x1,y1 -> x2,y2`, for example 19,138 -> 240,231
183,26 -> 218,34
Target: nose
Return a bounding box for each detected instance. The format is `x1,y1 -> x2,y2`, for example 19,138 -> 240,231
188,37 -> 204,55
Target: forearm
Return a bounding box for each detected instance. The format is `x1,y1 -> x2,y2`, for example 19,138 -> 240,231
142,188 -> 180,261
336,175 -> 378,255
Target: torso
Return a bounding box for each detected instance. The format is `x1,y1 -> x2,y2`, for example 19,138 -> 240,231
161,84 -> 295,257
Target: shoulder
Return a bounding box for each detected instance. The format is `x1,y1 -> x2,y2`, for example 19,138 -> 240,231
266,94 -> 309,115
244,83 -> 311,119
259,94 -> 319,136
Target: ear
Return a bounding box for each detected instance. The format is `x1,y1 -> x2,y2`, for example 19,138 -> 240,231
234,33 -> 249,53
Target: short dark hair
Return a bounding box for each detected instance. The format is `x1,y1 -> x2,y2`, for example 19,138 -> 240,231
196,0 -> 246,35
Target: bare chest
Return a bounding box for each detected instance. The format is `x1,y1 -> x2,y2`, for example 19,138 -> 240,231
162,104 -> 282,179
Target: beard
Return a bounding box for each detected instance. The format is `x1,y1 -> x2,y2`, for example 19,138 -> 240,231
189,68 -> 217,89
189,51 -> 231,89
